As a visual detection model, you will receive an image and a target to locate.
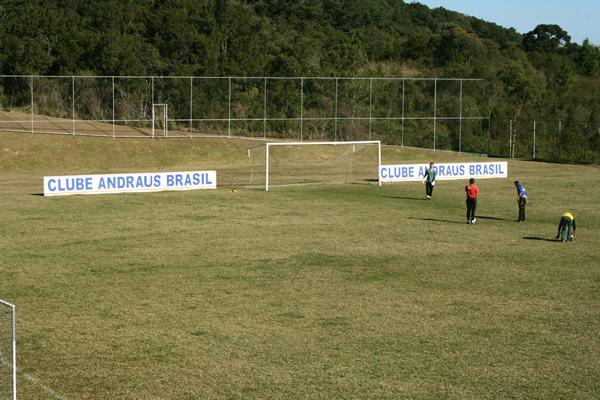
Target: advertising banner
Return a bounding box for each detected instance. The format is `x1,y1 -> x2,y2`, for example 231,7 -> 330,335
44,170 -> 217,196
379,162 -> 507,183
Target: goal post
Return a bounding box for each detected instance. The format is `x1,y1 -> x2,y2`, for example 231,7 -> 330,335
152,103 -> 168,138
0,299 -> 16,400
265,140 -> 382,191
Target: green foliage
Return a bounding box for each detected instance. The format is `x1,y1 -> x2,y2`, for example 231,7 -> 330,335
0,0 -> 598,162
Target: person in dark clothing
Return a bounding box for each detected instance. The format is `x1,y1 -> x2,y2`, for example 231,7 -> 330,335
556,212 -> 576,242
514,180 -> 528,222
465,178 -> 479,224
422,162 -> 437,199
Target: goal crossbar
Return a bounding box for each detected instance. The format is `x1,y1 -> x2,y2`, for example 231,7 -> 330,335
265,140 -> 382,191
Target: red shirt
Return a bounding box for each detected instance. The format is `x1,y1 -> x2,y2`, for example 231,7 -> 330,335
465,184 -> 479,199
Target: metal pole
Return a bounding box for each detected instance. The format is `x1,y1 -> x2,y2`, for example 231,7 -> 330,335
433,78 -> 437,151
369,78 -> 373,140
11,304 -> 16,400
263,77 -> 267,139
228,77 -> 232,137
509,119 -> 513,158
488,111 -> 492,155
459,79 -> 463,152
112,76 -> 115,139
401,78 -> 405,147
377,141 -> 382,187
151,76 -> 154,139
334,78 -> 338,141
189,77 -> 193,137
30,76 -> 34,134
533,120 -> 536,159
300,77 -> 303,141
265,143 -> 269,191
558,119 -> 562,160
72,76 -> 75,136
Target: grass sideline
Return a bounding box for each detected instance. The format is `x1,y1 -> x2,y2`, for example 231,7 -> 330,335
1,132 -> 599,399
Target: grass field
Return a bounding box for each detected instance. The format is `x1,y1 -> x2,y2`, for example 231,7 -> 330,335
1,132 -> 599,399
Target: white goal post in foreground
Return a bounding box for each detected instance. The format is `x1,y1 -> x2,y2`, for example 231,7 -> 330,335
0,299 -> 16,400
265,140 -> 382,191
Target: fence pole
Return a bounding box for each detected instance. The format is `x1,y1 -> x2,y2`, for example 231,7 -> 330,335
533,120 -> 536,159
509,119 -> 512,158
459,79 -> 463,152
300,77 -> 304,141
30,76 -> 34,134
189,77 -> 193,137
401,78 -> 405,147
72,76 -> 75,136
487,111 -> 491,155
228,77 -> 231,137
112,76 -> 115,139
151,76 -> 155,139
369,78 -> 373,140
334,78 -> 338,141
558,120 -> 562,160
433,78 -> 437,151
263,77 -> 267,139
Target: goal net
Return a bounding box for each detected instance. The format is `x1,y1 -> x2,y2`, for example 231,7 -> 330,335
0,300 -> 15,400
249,141 -> 381,190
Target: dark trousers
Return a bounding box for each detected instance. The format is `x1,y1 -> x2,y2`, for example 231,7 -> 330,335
558,217 -> 574,241
518,198 -> 527,221
425,181 -> 434,197
466,198 -> 477,221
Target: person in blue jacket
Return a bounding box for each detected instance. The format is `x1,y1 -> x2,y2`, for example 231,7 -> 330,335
514,180 -> 528,222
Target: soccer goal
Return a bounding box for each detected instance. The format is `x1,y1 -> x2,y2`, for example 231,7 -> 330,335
152,103 -> 168,138
0,300 -> 16,400
258,140 -> 381,191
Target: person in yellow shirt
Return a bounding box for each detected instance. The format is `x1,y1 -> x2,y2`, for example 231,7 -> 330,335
556,212 -> 576,242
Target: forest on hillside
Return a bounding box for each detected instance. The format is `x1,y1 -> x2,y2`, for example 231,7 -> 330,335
0,0 -> 599,162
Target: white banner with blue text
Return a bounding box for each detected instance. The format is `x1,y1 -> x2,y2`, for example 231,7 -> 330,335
44,170 -> 217,196
379,162 -> 507,183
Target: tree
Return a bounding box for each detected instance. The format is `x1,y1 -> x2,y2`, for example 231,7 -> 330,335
523,24 -> 571,53
499,61 -> 545,157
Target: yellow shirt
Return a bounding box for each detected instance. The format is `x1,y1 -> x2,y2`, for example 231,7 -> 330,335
562,212 -> 574,220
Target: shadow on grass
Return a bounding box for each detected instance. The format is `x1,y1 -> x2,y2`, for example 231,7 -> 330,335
382,195 -> 427,201
522,236 -> 561,242
477,215 -> 513,221
408,217 -> 465,224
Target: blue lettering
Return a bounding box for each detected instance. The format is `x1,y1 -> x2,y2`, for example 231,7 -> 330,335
475,164 -> 482,176
459,165 -> 465,175
47,179 -> 57,192
206,173 -> 213,185
85,177 -> 93,190
154,175 -> 161,187
192,173 -> 201,185
98,177 -> 106,189
167,174 -> 174,186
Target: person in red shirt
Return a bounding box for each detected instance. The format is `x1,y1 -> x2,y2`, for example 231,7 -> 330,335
465,177 -> 480,224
